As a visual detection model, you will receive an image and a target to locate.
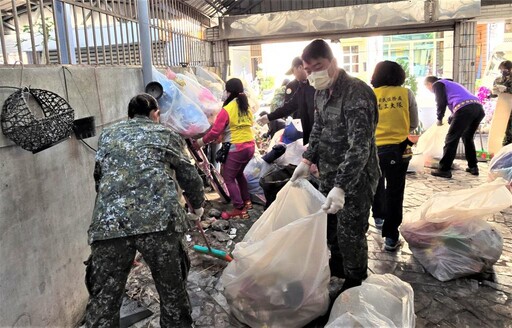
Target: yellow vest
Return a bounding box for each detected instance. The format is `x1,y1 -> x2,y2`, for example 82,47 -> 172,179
374,86 -> 410,147
223,100 -> 254,144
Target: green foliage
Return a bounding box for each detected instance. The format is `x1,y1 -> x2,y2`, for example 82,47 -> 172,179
20,17 -> 55,47
396,58 -> 418,96
256,70 -> 275,91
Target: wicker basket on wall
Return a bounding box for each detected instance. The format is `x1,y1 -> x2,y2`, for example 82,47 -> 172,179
1,87 -> 75,153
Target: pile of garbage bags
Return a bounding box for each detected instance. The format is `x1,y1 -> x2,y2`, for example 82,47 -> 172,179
151,67 -> 210,137
401,179 -> 512,281
221,180 -> 330,327
326,274 -> 415,328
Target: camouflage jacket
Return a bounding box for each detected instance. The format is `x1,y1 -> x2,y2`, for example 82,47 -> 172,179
303,69 -> 381,194
493,75 -> 512,94
89,116 -> 204,244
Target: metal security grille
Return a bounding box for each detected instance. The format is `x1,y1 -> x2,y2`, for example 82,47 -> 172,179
0,0 -> 210,67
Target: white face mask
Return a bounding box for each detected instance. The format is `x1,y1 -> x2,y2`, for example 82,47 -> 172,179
221,90 -> 229,101
308,69 -> 332,90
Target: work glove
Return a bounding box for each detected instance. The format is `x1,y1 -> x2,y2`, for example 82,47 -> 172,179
436,120 -> 443,126
256,115 -> 270,126
290,161 -> 311,183
187,207 -> 204,222
193,138 -> 205,150
497,85 -> 507,93
321,187 -> 345,214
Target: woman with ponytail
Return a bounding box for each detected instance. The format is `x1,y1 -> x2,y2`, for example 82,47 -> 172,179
194,78 -> 255,219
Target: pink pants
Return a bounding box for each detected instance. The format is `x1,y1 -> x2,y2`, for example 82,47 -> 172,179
221,144 -> 255,209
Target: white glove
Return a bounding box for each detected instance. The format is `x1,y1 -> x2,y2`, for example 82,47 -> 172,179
321,187 -> 345,214
187,207 -> 204,222
290,161 -> 311,183
256,115 -> 270,126
497,85 -> 507,93
436,120 -> 443,126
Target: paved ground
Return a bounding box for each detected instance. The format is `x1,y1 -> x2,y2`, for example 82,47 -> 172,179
127,159 -> 512,328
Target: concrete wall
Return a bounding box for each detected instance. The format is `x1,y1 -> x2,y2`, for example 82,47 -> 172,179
0,66 -> 143,326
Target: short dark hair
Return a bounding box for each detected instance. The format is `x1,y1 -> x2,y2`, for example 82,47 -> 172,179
301,39 -> 334,64
371,61 -> 406,88
425,76 -> 440,84
499,60 -> 512,71
128,93 -> 158,118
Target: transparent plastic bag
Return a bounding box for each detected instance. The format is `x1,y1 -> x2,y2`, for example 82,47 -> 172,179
488,143 -> 512,183
243,155 -> 271,195
410,123 -> 450,168
221,180 -> 330,327
326,274 -> 415,328
151,68 -> 210,137
401,179 -> 512,281
166,68 -> 222,119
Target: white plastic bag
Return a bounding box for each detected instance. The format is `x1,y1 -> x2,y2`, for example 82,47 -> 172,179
151,68 -> 210,137
401,179 -> 512,281
410,123 -> 450,168
488,143 -> 512,183
243,155 -> 271,195
326,274 -> 415,328
221,180 -> 330,327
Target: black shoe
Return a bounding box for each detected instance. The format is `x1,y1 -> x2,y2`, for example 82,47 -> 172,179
431,169 -> 452,179
465,167 -> 479,176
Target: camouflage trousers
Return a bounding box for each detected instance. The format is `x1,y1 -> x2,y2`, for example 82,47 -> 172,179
84,229 -> 192,328
326,178 -> 373,282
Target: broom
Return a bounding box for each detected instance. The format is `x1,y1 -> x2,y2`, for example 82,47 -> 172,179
185,195 -> 233,262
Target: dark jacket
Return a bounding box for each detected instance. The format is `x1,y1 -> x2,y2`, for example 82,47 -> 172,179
267,79 -> 315,144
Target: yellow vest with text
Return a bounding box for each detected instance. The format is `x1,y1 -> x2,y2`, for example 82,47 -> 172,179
223,99 -> 254,144
374,86 -> 410,147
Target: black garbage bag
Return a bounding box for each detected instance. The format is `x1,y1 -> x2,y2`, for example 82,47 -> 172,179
259,164 -> 296,209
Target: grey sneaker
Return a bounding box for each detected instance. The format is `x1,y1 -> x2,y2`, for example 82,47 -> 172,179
384,237 -> 401,252
374,218 -> 384,230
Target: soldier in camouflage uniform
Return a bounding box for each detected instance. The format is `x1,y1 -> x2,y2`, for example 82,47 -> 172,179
291,40 -> 380,292
85,93 -> 204,327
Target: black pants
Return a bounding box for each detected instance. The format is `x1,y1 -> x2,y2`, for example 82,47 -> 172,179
439,104 -> 485,171
372,145 -> 410,241
503,112 -> 512,146
85,230 -> 192,328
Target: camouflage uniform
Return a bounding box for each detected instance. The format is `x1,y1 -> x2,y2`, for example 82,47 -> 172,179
85,115 -> 204,327
303,69 -> 380,281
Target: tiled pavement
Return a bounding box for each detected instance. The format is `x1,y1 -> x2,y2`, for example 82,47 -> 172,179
129,159 -> 512,328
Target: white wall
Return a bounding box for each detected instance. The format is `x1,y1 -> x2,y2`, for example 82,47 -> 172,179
0,66 -> 142,326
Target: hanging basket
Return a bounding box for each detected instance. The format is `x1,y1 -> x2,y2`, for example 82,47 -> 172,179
1,88 -> 75,153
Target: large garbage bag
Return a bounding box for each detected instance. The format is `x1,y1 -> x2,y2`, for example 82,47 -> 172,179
194,67 -> 225,101
403,218 -> 502,281
326,274 -> 415,328
221,180 -> 330,327
151,68 -> 210,137
401,179 -> 512,281
488,143 -> 512,183
408,123 -> 450,170
166,68 -> 222,119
